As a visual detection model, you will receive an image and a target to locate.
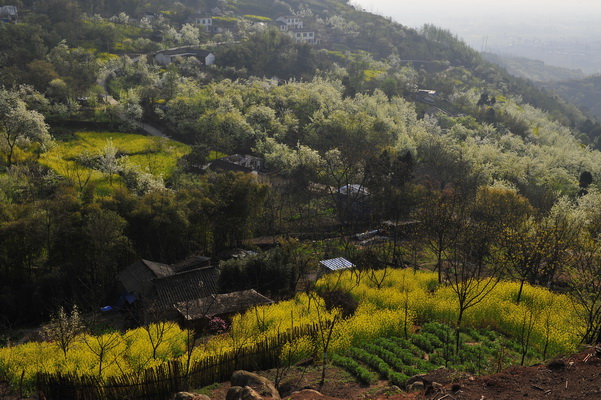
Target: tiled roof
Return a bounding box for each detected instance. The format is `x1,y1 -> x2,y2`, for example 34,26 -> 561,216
157,48 -> 213,57
117,259 -> 170,295
143,259 -> 173,278
319,257 -> 355,271
152,266 -> 219,308
170,256 -> 211,274
176,289 -> 273,320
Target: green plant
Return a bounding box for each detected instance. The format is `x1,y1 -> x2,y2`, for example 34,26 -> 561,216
331,354 -> 376,384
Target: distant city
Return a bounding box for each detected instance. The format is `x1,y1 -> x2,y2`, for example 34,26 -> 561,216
352,0 -> 601,74
453,16 -> 601,74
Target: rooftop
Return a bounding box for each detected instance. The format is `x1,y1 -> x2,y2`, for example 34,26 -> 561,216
176,289 -> 273,320
319,257 -> 355,271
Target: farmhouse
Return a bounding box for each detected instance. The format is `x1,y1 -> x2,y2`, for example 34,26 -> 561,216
117,256 -> 218,322
141,11 -> 159,22
276,15 -> 303,31
189,12 -> 213,32
154,48 -> 215,66
289,29 -> 318,44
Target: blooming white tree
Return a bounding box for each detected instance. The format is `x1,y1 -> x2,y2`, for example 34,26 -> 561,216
0,88 -> 51,166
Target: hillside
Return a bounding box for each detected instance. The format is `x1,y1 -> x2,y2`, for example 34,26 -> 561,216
544,75 -> 601,121
4,1 -> 601,399
482,53 -> 586,83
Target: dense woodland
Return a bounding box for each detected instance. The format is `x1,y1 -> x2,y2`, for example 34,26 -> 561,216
2,0 -> 601,359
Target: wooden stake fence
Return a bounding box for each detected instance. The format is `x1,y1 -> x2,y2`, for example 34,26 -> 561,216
37,323 -> 319,400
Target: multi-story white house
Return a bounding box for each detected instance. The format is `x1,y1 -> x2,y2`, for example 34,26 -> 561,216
276,15 -> 303,31
189,13 -> 213,32
289,29 -> 318,44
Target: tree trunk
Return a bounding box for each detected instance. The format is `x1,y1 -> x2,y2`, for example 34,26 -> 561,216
516,279 -> 525,304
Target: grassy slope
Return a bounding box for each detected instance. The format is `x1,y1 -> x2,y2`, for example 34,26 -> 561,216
40,131 -> 190,194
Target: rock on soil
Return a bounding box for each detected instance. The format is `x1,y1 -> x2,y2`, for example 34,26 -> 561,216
204,349 -> 601,400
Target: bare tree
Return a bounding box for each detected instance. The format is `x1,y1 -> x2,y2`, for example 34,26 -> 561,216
517,303 -> 539,366
566,237 -> 601,344
82,331 -> 125,377
144,320 -> 174,361
418,185 -> 465,283
308,271 -> 359,387
443,221 -> 503,353
59,153 -> 93,192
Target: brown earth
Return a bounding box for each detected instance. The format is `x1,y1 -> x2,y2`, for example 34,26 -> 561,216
205,347 -> 601,400
4,348 -> 600,399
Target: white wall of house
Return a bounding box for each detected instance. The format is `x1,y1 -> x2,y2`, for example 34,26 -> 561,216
154,51 -> 215,66
291,31 -> 316,44
195,17 -> 213,32
204,53 -> 216,66
277,16 -> 303,30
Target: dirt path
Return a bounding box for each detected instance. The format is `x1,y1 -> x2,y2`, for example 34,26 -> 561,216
137,122 -> 170,139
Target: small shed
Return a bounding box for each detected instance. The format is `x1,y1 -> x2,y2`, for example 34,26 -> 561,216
319,257 -> 355,274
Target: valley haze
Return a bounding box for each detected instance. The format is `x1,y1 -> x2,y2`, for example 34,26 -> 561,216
352,0 -> 601,73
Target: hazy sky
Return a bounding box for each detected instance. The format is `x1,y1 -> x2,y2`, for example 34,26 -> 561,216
350,0 -> 601,44
350,0 -> 601,71
351,0 -> 601,26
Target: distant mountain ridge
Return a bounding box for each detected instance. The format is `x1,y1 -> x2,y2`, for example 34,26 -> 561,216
481,52 -> 586,83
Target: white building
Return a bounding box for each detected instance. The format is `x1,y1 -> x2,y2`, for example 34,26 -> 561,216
189,13 -> 213,32
154,48 -> 215,66
289,29 -> 318,44
276,15 -> 303,31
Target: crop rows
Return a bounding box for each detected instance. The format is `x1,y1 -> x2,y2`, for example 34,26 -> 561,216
334,322 -> 538,387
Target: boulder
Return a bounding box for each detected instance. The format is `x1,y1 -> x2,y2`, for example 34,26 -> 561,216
241,386 -> 263,400
226,386 -> 244,400
172,392 -> 211,400
231,370 -> 280,400
226,385 -> 265,400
